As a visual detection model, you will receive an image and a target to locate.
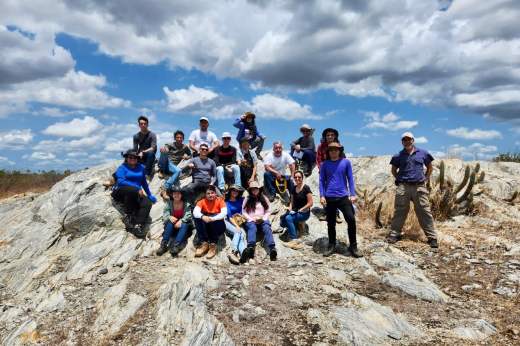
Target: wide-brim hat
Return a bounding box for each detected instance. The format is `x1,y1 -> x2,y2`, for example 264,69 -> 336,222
226,184 -> 244,198
248,181 -> 261,189
244,111 -> 256,119
322,128 -> 339,139
325,142 -> 344,154
300,124 -> 312,131
221,132 -> 232,139
123,149 -> 138,157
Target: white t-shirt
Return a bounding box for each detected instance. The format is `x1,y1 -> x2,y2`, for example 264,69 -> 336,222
189,130 -> 218,149
264,152 -> 295,175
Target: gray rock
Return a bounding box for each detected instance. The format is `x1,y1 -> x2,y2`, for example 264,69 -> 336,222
381,274 -> 449,303
99,267 -> 108,275
265,284 -> 276,291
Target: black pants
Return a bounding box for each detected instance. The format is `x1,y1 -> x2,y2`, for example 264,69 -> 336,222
184,181 -> 224,206
325,196 -> 357,245
112,186 -> 153,224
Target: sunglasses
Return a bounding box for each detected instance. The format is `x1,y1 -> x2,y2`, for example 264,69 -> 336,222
127,156 -> 138,160
200,148 -> 209,151
294,176 -> 303,179
301,130 -> 309,133
223,137 -> 231,140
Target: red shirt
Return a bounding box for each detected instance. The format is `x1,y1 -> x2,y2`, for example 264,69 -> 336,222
196,197 -> 226,214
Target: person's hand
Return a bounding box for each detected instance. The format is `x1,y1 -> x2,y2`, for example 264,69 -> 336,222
350,196 -> 357,204
227,167 -> 233,174
295,147 -> 301,153
320,196 -> 327,207
169,216 -> 178,224
290,176 -> 294,181
236,226 -> 242,234
138,189 -> 144,198
262,136 -> 266,140
175,220 -> 183,228
188,163 -> 195,169
275,172 -> 282,180
248,177 -> 254,184
255,219 -> 262,225
203,216 -> 212,223
160,147 -> 167,154
138,152 -> 144,158
183,154 -> 189,160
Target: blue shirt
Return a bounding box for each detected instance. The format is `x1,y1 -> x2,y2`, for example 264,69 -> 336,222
114,163 -> 157,202
319,158 -> 356,197
226,197 -> 244,219
390,147 -> 434,183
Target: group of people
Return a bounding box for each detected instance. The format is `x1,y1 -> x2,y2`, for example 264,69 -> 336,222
109,113 -> 439,264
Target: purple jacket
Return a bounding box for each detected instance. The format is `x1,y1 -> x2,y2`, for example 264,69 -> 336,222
319,158 -> 356,198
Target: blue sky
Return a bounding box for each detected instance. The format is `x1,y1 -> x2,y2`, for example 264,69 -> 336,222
1,0 -> 519,170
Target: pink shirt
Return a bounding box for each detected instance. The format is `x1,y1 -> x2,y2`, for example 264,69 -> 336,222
242,196 -> 271,222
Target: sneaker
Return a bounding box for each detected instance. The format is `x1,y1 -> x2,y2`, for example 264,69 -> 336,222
170,243 -> 181,256
240,247 -> 251,263
248,246 -> 255,259
122,214 -> 134,229
133,224 -> 147,238
228,250 -> 240,265
387,235 -> 402,244
161,189 -> 170,200
206,243 -> 217,259
319,214 -> 327,221
158,171 -> 165,179
269,246 -> 277,261
323,244 -> 335,257
195,242 -> 209,257
336,214 -> 343,224
349,243 -> 363,258
156,241 -> 168,256
428,239 -> 439,248
103,176 -> 116,187
282,239 -> 299,250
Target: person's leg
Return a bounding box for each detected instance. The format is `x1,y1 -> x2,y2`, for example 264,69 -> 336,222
303,150 -> 316,171
173,223 -> 189,243
135,197 -> 153,224
336,197 -> 357,245
112,186 -> 139,215
216,166 -> 225,190
260,220 -> 275,247
283,214 -> 298,239
224,219 -> 238,251
143,151 -> 156,176
245,222 -> 257,248
162,221 -> 175,242
250,136 -> 264,155
194,218 -> 209,244
209,220 -> 226,244
158,151 -> 169,172
229,164 -> 241,188
411,185 -> 437,241
325,198 -> 339,245
164,162 -> 181,188
263,171 -> 276,196
390,184 -> 411,238
236,230 -> 246,254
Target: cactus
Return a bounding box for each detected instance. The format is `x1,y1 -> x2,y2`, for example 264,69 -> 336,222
455,171 -> 476,204
375,202 -> 383,228
477,171 -> 485,184
473,162 -> 480,174
454,164 -> 470,195
504,190 -> 518,205
438,160 -> 445,191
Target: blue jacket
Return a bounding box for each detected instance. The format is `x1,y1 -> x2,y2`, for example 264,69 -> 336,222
233,118 -> 264,142
114,163 -> 157,202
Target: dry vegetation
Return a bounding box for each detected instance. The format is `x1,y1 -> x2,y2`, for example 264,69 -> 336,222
0,169 -> 71,200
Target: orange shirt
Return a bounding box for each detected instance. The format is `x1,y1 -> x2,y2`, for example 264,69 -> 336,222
196,197 -> 226,214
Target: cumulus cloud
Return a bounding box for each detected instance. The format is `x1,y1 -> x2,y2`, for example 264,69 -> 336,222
0,157 -> 15,166
446,127 -> 502,140
345,132 -> 369,138
34,107 -> 87,117
414,136 -> 428,144
365,121 -> 418,131
42,116 -> 103,137
430,150 -> 446,159
0,129 -> 34,149
448,143 -> 498,160
29,152 -> 56,160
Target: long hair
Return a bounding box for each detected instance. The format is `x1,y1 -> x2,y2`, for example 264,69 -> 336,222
244,190 -> 269,213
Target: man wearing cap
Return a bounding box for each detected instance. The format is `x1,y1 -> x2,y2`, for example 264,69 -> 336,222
189,117 -> 219,159
319,142 -> 362,258
389,132 -> 438,248
263,141 -> 295,202
133,115 -> 157,180
290,124 -> 316,177
214,132 -> 241,193
233,112 -> 266,160
237,137 -> 259,189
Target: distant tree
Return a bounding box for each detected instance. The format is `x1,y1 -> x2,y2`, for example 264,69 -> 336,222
493,149 -> 520,163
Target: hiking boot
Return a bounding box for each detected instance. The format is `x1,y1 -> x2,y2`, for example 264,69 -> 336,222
206,243 -> 217,259
240,247 -> 251,263
195,242 -> 209,257
122,214 -> 134,229
247,246 -> 255,259
161,189 -> 170,200
349,243 -> 363,258
156,241 -> 168,256
158,171 -> 165,179
319,214 -> 327,221
269,246 -> 277,261
282,239 -> 299,250
387,235 -> 402,244
103,176 -> 116,187
336,214 -> 343,223
133,224 -> 147,238
170,243 -> 181,256
428,239 -> 439,248
228,250 -> 240,265
323,244 -> 335,257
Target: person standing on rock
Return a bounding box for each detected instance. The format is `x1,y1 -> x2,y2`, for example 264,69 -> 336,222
242,181 -> 277,261
233,111 -> 266,160
263,142 -> 295,202
290,124 -> 316,177
181,143 -> 223,206
316,128 -> 345,224
319,143 -> 362,258
193,185 -> 227,259
280,170 -> 313,250
224,185 -> 249,264
133,116 -> 157,181
112,149 -> 157,238
237,137 -> 259,189
157,130 -> 191,190
388,132 -> 438,248
189,117 -> 219,159
214,132 -> 241,193
157,186 -> 194,257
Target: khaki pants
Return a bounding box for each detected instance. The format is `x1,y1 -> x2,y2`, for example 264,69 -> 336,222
390,183 -> 437,240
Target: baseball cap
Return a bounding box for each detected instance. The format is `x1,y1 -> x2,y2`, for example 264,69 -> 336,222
200,117 -> 209,122
401,132 -> 414,139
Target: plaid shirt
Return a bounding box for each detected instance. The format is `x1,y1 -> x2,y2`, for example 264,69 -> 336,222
316,141 -> 343,170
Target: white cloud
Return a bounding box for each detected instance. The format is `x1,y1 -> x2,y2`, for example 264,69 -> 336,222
101,114 -> 118,120
372,132 -> 383,137
67,152 -> 87,157
42,116 -> 103,137
430,150 -> 446,159
251,94 -> 321,120
29,152 -> 56,160
0,157 -> 15,165
448,143 -> 498,160
381,112 -> 400,122
361,111 -> 381,122
0,129 -> 34,149
104,137 -> 134,153
34,107 -> 87,117
344,153 -> 354,158
446,127 -> 502,140
345,132 -> 369,138
414,136 -> 428,144
359,147 -> 365,151
365,120 -> 418,131
164,85 -> 218,112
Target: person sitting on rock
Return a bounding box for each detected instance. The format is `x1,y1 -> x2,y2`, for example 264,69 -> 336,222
193,185 -> 227,259
290,124 -> 316,177
133,115 -> 157,181
280,170 -> 313,250
214,132 -> 241,194
316,128 -> 345,223
181,143 -> 223,206
157,130 -> 191,191
263,141 -> 295,202
157,186 -> 194,257
111,149 -> 157,238
237,137 -> 259,189
242,181 -> 277,261
189,116 -> 219,159
224,185 -> 249,264
233,111 -> 266,160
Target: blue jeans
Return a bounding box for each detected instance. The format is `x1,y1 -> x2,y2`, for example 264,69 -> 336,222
216,165 -> 241,190
280,210 -> 310,239
291,148 -> 316,170
224,219 -> 246,254
263,171 -> 295,196
141,151 -> 156,176
158,152 -> 182,188
162,221 -> 189,244
245,220 -> 275,247
194,216 -> 226,244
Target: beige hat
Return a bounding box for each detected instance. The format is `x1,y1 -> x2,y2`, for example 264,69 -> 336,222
325,142 -> 344,155
248,181 -> 261,189
401,132 -> 414,139
300,124 -> 312,131
221,132 -> 231,138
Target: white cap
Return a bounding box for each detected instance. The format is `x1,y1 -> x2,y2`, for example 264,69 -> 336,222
401,132 -> 414,139
200,117 -> 209,122
221,132 -> 231,138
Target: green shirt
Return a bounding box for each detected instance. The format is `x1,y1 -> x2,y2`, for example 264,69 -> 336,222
164,143 -> 191,165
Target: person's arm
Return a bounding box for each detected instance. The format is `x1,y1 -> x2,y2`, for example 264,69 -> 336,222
301,137 -> 315,152
251,162 -> 258,182
233,118 -> 244,129
391,166 -> 398,179
288,194 -> 294,211
163,202 -> 172,225
264,164 -> 281,179
424,163 -> 433,183
210,160 -> 217,184
181,203 -> 193,224
256,128 -> 265,139
182,158 -> 194,173
210,207 -> 227,221
346,161 -> 356,203
209,136 -> 220,153
193,205 -> 203,219
213,148 -> 222,167
289,162 -> 295,180
150,133 -> 157,152
263,197 -> 271,220
236,150 -> 243,166
183,146 -> 192,159
290,138 -> 298,149
242,198 -> 254,222
316,144 -> 323,169
189,140 -> 198,153
231,148 -> 237,165
141,173 -> 157,202
300,191 -> 313,212
132,134 -> 138,151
